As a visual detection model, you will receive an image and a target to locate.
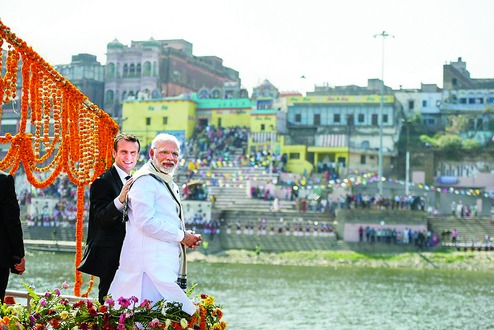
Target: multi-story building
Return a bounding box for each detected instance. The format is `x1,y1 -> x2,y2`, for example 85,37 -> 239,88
441,57 -> 494,130
121,83 -> 252,149
394,83 -> 442,128
285,79 -> 401,177
104,38 -> 241,121
54,53 -> 105,108
427,57 -> 494,193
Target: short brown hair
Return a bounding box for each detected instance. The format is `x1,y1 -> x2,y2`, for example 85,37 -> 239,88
114,133 -> 140,152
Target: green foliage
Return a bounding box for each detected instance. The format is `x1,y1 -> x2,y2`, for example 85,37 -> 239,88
419,133 -> 480,151
461,138 -> 481,150
436,134 -> 462,149
419,134 -> 437,147
445,115 -> 469,135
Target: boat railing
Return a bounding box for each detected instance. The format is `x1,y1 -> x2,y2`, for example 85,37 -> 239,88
5,289 -> 88,306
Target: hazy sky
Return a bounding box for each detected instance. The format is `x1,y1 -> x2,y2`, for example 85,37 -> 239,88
1,0 -> 493,93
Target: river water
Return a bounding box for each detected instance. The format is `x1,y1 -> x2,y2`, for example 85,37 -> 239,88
7,250 -> 493,330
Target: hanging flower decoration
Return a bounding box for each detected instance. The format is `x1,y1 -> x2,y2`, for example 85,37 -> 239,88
0,20 -> 120,296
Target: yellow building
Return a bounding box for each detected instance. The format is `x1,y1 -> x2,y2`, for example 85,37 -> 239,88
195,98 -> 252,129
121,98 -> 196,147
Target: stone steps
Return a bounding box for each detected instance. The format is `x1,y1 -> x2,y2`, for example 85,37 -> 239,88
428,216 -> 494,242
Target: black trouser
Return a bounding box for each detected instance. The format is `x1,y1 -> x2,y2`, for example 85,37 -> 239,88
0,267 -> 10,303
98,274 -> 115,304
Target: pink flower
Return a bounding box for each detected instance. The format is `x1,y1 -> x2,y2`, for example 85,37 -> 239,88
62,282 -> 70,289
39,298 -> 47,306
140,299 -> 152,309
105,298 -> 115,306
117,297 -> 131,308
54,288 -> 61,296
148,318 -> 161,328
130,296 -> 138,303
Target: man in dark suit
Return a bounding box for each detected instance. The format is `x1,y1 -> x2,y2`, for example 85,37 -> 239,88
0,171 -> 25,303
78,133 -> 140,304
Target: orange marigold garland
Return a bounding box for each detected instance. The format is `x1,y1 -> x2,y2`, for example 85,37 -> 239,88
0,19 -> 119,296
74,184 -> 86,297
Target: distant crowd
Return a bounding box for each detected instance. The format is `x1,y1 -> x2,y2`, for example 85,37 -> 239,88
225,217 -> 335,238
358,226 -> 439,250
17,173 -> 89,228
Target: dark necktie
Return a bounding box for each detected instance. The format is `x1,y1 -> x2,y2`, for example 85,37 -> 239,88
125,175 -> 131,181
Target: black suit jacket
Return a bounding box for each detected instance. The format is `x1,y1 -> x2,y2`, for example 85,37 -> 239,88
0,172 -> 24,268
79,166 -> 126,278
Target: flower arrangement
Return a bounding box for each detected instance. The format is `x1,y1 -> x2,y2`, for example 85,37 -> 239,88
0,283 -> 227,330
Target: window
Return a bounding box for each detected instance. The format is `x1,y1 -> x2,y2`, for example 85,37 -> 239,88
337,157 -> 346,167
146,117 -> 151,126
105,90 -> 114,104
347,115 -> 354,125
295,114 -> 301,122
358,114 -> 364,123
129,64 -> 135,76
422,100 -> 427,107
123,64 -> 128,77
314,114 -> 321,125
408,100 -> 414,111
136,63 -> 141,76
371,114 -> 378,125
260,124 -> 265,131
289,153 -> 300,160
360,155 -> 366,164
143,62 -> 152,76
106,63 -> 115,78
383,114 -> 388,123
163,117 -> 168,125
334,114 -> 341,123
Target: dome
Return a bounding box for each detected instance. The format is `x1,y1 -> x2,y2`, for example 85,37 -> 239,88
107,38 -> 124,49
142,37 -> 160,48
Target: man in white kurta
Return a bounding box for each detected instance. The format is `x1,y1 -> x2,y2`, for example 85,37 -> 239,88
109,133 -> 202,315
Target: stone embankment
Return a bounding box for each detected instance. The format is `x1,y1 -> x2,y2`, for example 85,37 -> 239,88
188,249 -> 494,272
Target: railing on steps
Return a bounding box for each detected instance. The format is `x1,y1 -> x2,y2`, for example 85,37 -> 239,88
4,289 -> 86,306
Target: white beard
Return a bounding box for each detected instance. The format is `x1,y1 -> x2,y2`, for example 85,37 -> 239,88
152,157 -> 176,176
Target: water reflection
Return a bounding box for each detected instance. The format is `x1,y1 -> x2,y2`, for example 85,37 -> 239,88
8,251 -> 494,329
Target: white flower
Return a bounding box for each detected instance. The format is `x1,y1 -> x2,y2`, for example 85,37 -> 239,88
180,318 -> 188,328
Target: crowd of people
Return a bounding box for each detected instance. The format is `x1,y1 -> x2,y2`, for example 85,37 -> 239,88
225,217 -> 335,238
17,174 -> 89,228
358,226 -> 439,250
